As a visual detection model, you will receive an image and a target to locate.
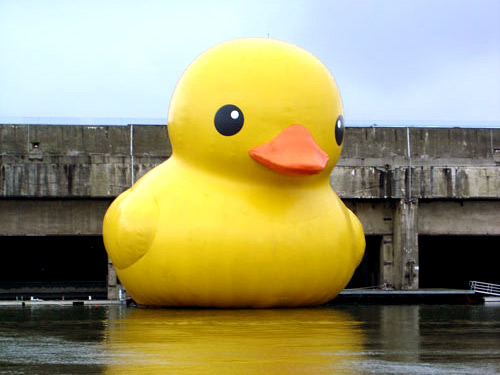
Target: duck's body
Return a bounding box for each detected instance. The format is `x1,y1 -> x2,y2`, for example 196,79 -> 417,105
105,159 -> 363,307
103,38 -> 365,308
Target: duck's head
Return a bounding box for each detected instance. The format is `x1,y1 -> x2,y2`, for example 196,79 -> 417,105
167,38 -> 345,184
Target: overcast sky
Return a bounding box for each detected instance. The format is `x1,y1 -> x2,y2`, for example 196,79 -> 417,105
0,0 -> 499,126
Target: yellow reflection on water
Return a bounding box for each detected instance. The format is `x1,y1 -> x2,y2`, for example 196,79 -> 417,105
104,307 -> 365,375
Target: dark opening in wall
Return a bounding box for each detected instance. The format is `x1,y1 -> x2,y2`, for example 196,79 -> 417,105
419,235 -> 500,289
0,236 -> 108,300
346,236 -> 382,289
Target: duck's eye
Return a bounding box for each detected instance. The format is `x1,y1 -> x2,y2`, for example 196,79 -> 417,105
335,115 -> 344,146
214,104 -> 244,136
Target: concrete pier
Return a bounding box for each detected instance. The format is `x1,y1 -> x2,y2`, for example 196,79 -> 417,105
0,124 -> 498,299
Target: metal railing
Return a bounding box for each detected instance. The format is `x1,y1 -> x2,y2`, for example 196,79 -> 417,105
469,281 -> 500,296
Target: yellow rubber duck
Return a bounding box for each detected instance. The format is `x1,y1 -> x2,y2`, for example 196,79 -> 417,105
103,38 -> 365,308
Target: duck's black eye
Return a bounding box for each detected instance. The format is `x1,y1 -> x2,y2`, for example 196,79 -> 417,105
335,115 -> 344,146
214,104 -> 244,136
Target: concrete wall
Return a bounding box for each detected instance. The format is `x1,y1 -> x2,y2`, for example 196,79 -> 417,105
333,127 -> 499,199
0,199 -> 111,235
0,124 -> 170,197
1,124 -> 499,294
1,125 -> 497,199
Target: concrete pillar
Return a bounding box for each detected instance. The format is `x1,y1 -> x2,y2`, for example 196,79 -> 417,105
379,235 -> 395,288
393,199 -> 419,289
107,257 -> 121,300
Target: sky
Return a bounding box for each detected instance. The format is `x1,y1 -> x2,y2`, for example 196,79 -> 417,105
0,0 -> 499,127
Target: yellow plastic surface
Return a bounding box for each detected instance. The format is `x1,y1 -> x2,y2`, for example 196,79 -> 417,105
103,38 -> 365,307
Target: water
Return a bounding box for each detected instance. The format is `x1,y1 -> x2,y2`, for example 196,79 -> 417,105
0,304 -> 499,375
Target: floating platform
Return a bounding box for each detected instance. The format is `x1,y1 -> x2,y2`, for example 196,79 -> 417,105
332,288 -> 483,305
0,300 -> 124,307
0,289 -> 488,306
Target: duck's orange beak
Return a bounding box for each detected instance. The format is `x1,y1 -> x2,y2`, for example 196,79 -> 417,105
249,125 -> 329,176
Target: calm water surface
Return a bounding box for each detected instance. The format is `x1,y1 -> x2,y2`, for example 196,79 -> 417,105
0,304 -> 499,375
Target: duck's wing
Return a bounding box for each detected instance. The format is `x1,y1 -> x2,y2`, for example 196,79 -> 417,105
103,188 -> 160,270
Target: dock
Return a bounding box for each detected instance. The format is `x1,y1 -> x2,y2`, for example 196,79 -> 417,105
0,288 -> 489,307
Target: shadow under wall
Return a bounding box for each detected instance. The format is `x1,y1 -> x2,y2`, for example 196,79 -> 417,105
0,235 -> 108,299
346,236 -> 382,289
2,234 -> 497,298
419,235 -> 500,289
346,235 -> 500,290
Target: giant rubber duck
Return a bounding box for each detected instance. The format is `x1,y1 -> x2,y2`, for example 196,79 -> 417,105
103,38 -> 365,308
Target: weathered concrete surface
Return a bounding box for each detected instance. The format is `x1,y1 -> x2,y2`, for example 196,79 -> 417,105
343,200 -> 393,235
332,165 -> 498,199
1,125 -> 498,199
419,200 -> 500,235
333,127 -> 499,199
393,199 -> 419,289
0,199 -> 111,235
0,125 -> 170,197
340,127 -> 498,165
